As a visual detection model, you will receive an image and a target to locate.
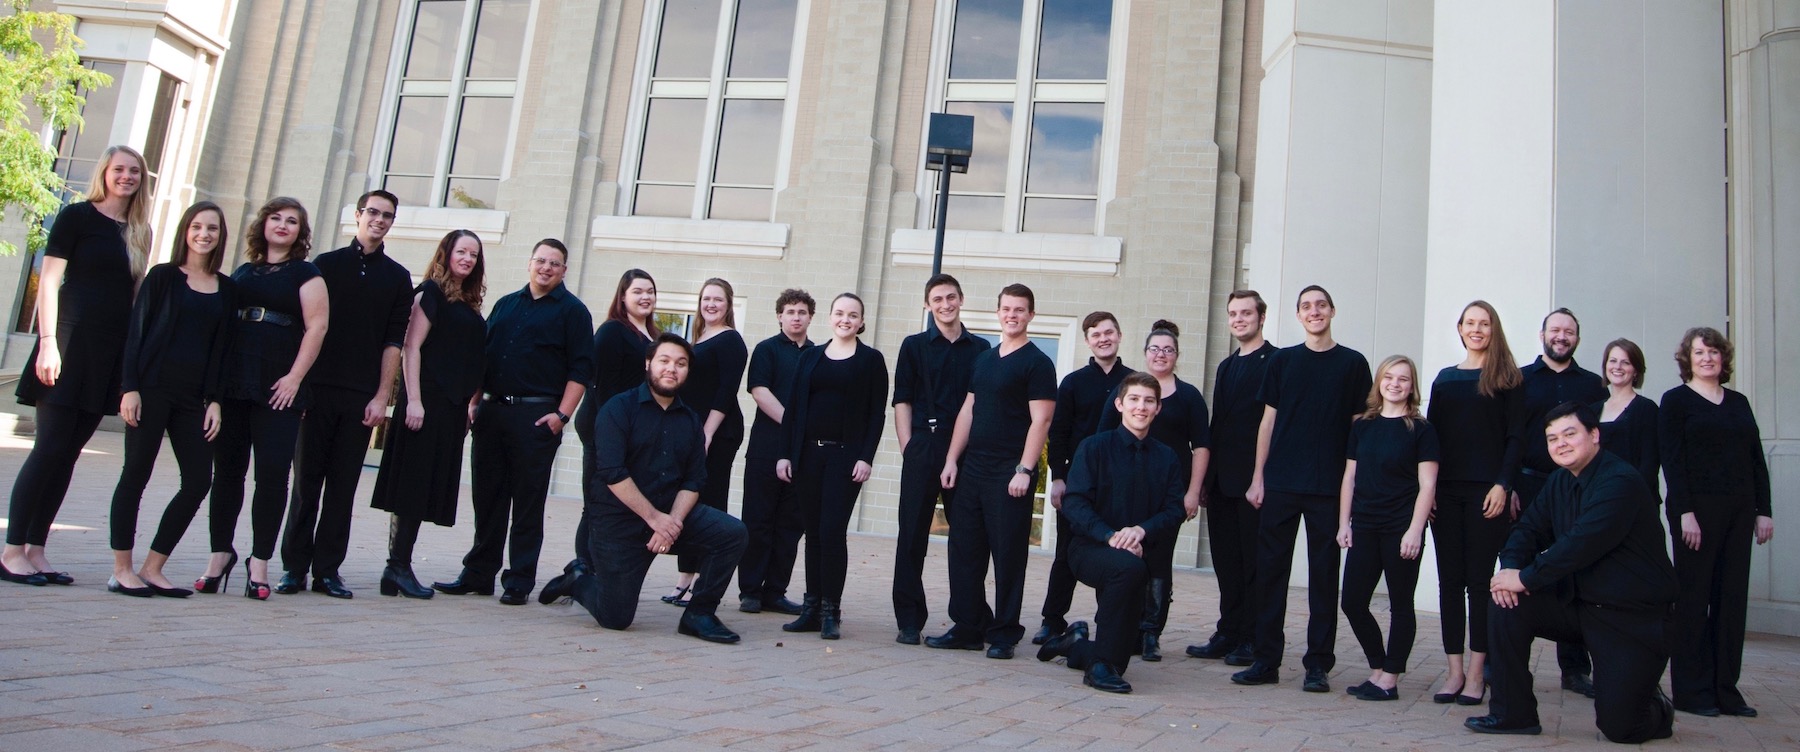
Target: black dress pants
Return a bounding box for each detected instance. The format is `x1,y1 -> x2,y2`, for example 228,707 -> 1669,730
893,430 -> 957,632
737,456 -> 802,603
571,504 -> 747,629
944,465 -> 1031,647
795,442 -> 864,602
1037,505 -> 1086,631
1252,490 -> 1340,671
1206,494 -> 1260,646
1340,528 -> 1422,674
6,402 -> 103,546
1487,594 -> 1672,743
1669,496 -> 1755,711
1065,542 -> 1149,675
210,398 -> 303,561
109,388 -> 212,554
282,386 -> 373,580
1430,480 -> 1511,655
463,402 -> 562,592
678,423 -> 742,574
1513,472 -> 1592,676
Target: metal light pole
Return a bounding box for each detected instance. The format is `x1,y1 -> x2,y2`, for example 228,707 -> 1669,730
924,113 -> 973,278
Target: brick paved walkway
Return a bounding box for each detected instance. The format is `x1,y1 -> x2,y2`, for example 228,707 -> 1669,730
2,429 -> 1796,750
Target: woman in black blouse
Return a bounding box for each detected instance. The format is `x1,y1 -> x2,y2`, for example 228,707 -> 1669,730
204,197 -> 329,600
665,278 -> 748,604
4,145 -> 153,588
1424,300 -> 1524,705
1592,338 -> 1659,500
370,230 -> 487,599
1336,355 -> 1438,701
1662,327 -> 1773,718
776,293 -> 888,639
1097,320 -> 1209,661
106,201 -> 237,597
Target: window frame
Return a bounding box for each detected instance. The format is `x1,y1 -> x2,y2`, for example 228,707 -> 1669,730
614,0 -> 811,221
915,0 -> 1130,237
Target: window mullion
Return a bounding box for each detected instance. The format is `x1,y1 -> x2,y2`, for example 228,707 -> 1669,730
694,0 -> 736,218
431,0 -> 482,207
1004,0 -> 1044,233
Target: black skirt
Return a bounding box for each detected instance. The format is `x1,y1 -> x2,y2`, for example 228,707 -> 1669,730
370,395 -> 469,527
15,326 -> 126,415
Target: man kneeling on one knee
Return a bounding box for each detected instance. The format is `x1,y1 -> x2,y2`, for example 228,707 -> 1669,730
1037,373 -> 1186,693
541,333 -> 748,643
1467,402 -> 1676,743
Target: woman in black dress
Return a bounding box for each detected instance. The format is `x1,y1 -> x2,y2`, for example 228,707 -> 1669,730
572,269 -> 659,594
1336,355 -> 1439,701
776,293 -> 888,639
4,145 -> 153,587
1097,320 -> 1210,661
107,201 -> 237,597
1592,338 -> 1659,500
1662,327 -> 1773,718
665,278 -> 748,604
1424,300 -> 1524,705
371,230 -> 487,599
203,197 -> 329,600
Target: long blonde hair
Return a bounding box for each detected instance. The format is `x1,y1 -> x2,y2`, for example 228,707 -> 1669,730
87,145 -> 153,280
1360,354 -> 1423,430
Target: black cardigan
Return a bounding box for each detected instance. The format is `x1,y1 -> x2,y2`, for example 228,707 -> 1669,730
120,263 -> 237,400
780,341 -> 888,467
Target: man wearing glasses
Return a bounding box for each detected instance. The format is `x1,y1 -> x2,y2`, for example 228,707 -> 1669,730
435,239 -> 593,606
276,190 -> 412,599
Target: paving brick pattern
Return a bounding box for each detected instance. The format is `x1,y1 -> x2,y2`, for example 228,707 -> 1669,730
2,430 -> 1796,750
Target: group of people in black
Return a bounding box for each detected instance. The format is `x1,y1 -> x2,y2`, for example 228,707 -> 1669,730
3,147 -> 1776,745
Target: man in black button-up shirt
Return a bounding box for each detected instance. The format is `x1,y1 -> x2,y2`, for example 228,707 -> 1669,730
889,274 -> 990,644
1036,373 -> 1185,694
735,289 -> 813,614
1467,403 -> 1677,742
279,190 -> 412,599
436,240 -> 592,604
546,334 -> 747,643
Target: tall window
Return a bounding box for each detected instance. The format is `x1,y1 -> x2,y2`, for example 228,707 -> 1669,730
629,0 -> 800,221
934,0 -> 1112,235
382,0 -> 529,209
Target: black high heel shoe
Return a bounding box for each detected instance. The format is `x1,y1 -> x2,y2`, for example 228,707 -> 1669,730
243,560 -> 270,601
195,549 -> 238,594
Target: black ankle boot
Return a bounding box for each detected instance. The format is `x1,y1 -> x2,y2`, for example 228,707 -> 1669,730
782,594 -> 821,632
380,564 -> 434,599
820,599 -> 841,640
1140,578 -> 1171,662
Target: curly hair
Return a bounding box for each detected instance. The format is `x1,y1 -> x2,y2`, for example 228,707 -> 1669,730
245,197 -> 313,263
1674,327 -> 1733,384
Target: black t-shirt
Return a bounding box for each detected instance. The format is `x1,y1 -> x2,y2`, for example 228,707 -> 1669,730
1208,341 -> 1276,497
744,333 -> 811,459
155,283 -> 224,395
1347,416 -> 1441,532
804,352 -> 857,442
1258,343 -> 1372,496
1099,377 -> 1211,487
45,201 -> 134,332
964,341 -> 1057,470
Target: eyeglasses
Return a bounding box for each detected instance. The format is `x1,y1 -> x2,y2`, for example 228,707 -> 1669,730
359,207 -> 397,221
1146,346 -> 1178,356
531,257 -> 566,269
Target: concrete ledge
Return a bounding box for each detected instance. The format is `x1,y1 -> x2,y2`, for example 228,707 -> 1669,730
891,228 -> 1123,276
589,215 -> 790,259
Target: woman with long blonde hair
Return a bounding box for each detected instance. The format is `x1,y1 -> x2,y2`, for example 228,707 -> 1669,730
4,145 -> 154,587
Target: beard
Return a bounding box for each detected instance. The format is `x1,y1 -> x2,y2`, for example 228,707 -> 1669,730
649,378 -> 682,398
1542,340 -> 1574,364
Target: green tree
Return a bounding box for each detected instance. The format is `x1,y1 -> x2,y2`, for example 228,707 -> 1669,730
0,0 -> 111,256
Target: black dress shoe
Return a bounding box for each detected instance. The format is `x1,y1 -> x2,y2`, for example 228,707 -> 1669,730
1719,705 -> 1758,718
895,629 -> 921,645
1675,704 -> 1722,717
274,572 -> 306,595
678,612 -> 741,644
1652,687 -> 1676,739
0,560 -> 47,586
1141,633 -> 1162,662
738,595 -> 762,613
1030,624 -> 1059,646
1186,634 -> 1232,660
311,576 -> 353,599
1230,663 -> 1279,686
925,633 -> 984,651
1561,671 -> 1596,698
1302,668 -> 1330,693
146,583 -> 194,598
1224,643 -> 1255,666
1037,621 -> 1088,662
498,588 -> 529,605
986,644 -> 1015,660
1084,661 -> 1132,694
539,560 -> 584,604
1464,714 -> 1541,735
107,577 -> 154,597
765,596 -> 805,616
431,576 -> 494,596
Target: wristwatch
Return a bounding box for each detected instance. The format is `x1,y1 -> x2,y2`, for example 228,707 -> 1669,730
555,410 -> 570,423
1015,465 -> 1034,476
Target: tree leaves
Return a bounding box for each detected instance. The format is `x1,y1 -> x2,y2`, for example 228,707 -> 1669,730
0,0 -> 112,255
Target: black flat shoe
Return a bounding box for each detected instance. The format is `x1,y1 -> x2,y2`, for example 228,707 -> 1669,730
677,612 -> 741,644
194,550 -> 238,594
107,577 -> 154,597
1456,685 -> 1488,706
311,576 -> 353,599
146,583 -> 193,598
274,571 -> 305,595
1432,679 -> 1466,704
1037,621 -> 1088,662
431,575 -> 494,596
1084,661 -> 1132,694
1719,705 -> 1758,718
0,560 -> 47,586
1231,663 -> 1279,686
925,633 -> 984,651
1346,680 -> 1379,697
1356,685 -> 1399,702
986,644 -> 1015,660
1464,714 -> 1541,735
40,570 -> 73,586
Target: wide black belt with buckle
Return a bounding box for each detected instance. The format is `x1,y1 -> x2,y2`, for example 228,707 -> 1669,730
484,394 -> 558,405
238,307 -> 296,326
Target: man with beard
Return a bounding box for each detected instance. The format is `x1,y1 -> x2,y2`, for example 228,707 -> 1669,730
1033,311 -> 1133,646
1187,290 -> 1276,666
541,333 -> 748,643
1514,307 -> 1607,697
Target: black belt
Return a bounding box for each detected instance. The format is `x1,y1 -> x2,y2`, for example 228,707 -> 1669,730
238,307 -> 296,326
484,394 -> 558,405
814,439 -> 844,447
